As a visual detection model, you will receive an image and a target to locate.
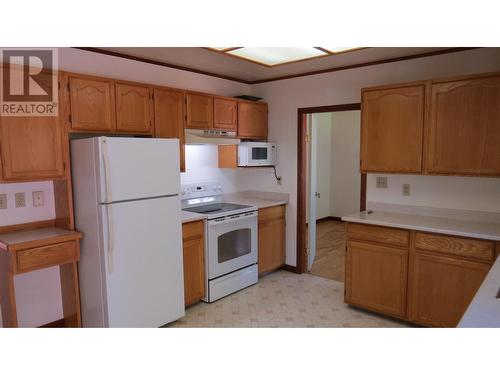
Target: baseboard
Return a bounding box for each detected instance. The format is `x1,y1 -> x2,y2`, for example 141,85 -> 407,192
281,264 -> 300,274
316,216 -> 342,223
39,318 -> 65,328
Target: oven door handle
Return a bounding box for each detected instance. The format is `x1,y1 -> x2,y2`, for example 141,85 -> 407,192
208,212 -> 257,227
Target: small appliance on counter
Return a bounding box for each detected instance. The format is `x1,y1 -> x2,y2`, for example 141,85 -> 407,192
238,142 -> 277,167
181,181 -> 258,302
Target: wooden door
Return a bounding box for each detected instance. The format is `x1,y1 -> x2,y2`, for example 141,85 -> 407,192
153,88 -> 186,172
361,85 -> 425,173
214,98 -> 237,131
426,75 -> 500,175
345,240 -> 408,318
0,115 -> 64,181
258,205 -> 285,275
409,252 -> 490,327
186,93 -> 213,129
115,83 -> 152,133
237,102 -> 268,139
68,76 -> 115,132
182,221 -> 205,306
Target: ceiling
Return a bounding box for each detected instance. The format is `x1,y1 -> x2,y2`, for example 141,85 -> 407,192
85,47 -> 473,84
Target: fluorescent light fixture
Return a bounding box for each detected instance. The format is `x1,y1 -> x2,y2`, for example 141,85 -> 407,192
321,47 -> 361,54
227,47 -> 328,66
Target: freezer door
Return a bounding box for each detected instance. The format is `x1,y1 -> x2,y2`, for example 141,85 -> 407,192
100,196 -> 184,327
96,137 -> 180,203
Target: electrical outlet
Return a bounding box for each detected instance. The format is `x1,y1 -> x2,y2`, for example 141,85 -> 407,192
0,194 -> 7,209
376,176 -> 388,188
33,191 -> 45,207
15,192 -> 26,208
402,184 -> 411,196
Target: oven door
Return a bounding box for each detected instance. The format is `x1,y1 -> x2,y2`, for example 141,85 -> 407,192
207,211 -> 257,279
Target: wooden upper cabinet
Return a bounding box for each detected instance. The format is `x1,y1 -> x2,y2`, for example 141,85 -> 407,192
213,98 -> 237,131
153,87 -> 186,172
426,75 -> 500,175
68,76 -> 115,132
237,101 -> 268,139
0,115 -> 64,181
186,93 -> 213,129
115,83 -> 152,134
361,85 -> 425,173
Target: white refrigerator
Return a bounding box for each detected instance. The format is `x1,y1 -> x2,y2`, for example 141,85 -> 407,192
71,137 -> 185,327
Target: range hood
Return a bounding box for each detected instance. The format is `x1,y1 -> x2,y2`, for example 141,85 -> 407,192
184,129 -> 241,145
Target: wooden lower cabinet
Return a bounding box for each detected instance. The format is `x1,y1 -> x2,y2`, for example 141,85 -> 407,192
344,223 -> 494,327
345,240 -> 408,318
258,205 -> 286,275
182,220 -> 205,306
408,252 -> 490,327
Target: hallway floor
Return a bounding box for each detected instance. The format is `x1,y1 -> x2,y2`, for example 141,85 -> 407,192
310,220 -> 346,283
169,270 -> 408,328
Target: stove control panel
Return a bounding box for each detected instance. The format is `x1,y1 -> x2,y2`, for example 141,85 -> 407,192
181,181 -> 223,199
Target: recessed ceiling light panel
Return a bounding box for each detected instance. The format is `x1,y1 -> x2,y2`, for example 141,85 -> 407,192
227,47 -> 328,66
321,47 -> 362,54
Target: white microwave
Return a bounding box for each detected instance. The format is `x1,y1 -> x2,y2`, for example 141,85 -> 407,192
238,142 -> 277,167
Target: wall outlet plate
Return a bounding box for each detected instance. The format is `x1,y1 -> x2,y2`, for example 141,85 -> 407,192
0,194 -> 7,209
376,176 -> 388,188
15,192 -> 26,208
32,191 -> 45,207
402,184 -> 411,196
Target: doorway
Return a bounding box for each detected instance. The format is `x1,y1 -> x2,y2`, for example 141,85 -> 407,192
296,104 -> 366,277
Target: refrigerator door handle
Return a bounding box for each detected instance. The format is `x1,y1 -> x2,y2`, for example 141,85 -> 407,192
106,204 -> 115,273
101,137 -> 113,203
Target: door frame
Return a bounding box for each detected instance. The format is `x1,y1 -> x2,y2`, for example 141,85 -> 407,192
296,103 -> 364,274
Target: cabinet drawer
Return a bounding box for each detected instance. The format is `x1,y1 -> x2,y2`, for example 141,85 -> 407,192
415,232 -> 494,263
258,205 -> 285,223
182,220 -> 204,240
346,223 -> 409,248
16,241 -> 79,273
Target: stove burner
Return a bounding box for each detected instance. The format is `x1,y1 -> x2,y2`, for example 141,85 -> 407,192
183,203 -> 253,215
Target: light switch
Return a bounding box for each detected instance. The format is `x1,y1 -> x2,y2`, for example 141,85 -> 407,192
0,194 -> 7,209
15,192 -> 26,208
33,191 -> 45,207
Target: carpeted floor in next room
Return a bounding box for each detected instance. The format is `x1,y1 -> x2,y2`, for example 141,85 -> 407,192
169,270 -> 409,328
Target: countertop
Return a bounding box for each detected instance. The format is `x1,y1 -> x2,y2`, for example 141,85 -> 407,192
459,256 -> 500,327
342,210 -> 500,242
0,227 -> 82,251
181,191 -> 289,224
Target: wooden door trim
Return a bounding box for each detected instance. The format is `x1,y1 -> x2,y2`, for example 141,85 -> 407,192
296,103 -> 363,274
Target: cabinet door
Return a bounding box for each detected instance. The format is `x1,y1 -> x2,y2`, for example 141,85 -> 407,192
153,88 -> 186,172
426,75 -> 500,175
68,77 -> 115,132
115,83 -> 152,133
214,98 -> 237,131
0,115 -> 64,181
258,206 -> 285,275
361,85 -> 425,173
238,102 -> 268,139
409,252 -> 490,327
345,240 -> 408,318
186,93 -> 213,129
182,221 -> 205,306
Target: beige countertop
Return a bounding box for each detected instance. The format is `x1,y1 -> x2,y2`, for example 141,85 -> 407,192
181,191 -> 289,224
181,211 -> 207,224
0,227 -> 82,251
342,210 -> 500,242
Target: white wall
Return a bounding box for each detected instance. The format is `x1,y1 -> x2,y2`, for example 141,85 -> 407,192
246,47 -> 500,266
330,111 -> 361,218
0,47 -> 252,327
